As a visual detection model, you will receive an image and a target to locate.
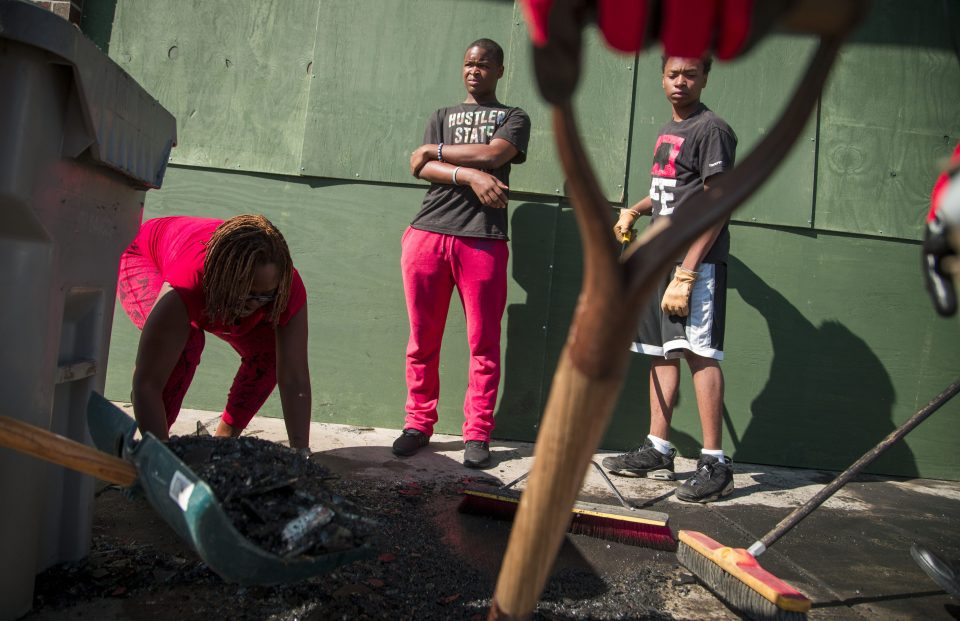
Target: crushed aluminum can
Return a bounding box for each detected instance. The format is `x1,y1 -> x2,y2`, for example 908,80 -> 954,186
280,504 -> 335,557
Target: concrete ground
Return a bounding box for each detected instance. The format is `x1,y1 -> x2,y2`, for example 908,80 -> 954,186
160,405 -> 960,620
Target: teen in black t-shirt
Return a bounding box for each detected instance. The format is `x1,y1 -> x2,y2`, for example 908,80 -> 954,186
392,39 -> 531,470
606,56 -> 739,503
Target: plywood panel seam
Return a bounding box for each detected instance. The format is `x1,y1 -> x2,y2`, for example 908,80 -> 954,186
535,201 -> 563,422
615,51 -> 641,207
294,0 -> 324,178
809,93 -> 823,230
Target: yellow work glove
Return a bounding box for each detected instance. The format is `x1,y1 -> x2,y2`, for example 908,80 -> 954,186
661,267 -> 698,317
613,208 -> 639,241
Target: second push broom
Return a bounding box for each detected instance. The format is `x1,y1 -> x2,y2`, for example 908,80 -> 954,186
459,460 -> 676,550
677,377 -> 960,621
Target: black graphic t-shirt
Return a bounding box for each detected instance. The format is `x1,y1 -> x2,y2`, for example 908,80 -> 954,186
410,102 -> 531,240
648,103 -> 737,263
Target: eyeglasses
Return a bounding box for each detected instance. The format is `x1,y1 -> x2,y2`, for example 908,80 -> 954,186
245,292 -> 277,303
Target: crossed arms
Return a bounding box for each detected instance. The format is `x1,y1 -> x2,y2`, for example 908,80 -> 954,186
409,139 -> 520,210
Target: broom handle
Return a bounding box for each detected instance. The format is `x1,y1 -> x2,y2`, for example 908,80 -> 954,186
749,378 -> 960,556
0,415 -> 138,486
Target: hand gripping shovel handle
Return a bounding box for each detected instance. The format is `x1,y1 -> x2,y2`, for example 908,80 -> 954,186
0,415 -> 138,487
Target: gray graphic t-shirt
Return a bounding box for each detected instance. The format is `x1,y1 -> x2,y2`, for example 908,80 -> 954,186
648,103 -> 737,263
411,102 -> 530,240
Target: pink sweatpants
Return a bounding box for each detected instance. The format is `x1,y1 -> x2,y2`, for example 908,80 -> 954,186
117,243 -> 277,430
400,227 -> 508,442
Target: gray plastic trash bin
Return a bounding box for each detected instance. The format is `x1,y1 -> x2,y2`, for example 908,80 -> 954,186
0,2 -> 176,618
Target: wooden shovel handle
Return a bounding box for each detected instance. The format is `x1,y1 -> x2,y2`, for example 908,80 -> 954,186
490,351 -> 622,620
489,6 -> 863,618
0,415 -> 137,486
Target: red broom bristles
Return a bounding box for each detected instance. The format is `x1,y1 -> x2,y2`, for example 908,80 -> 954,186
458,487 -> 676,551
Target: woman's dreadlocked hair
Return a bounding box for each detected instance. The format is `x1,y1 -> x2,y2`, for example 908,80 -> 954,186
203,214 -> 293,326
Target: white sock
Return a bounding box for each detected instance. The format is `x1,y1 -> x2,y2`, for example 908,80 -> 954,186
647,434 -> 673,455
701,448 -> 725,460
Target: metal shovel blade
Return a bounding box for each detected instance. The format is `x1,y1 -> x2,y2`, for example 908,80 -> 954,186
86,393 -> 374,585
87,392 -> 137,459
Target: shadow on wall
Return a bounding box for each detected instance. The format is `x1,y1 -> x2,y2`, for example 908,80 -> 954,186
493,210 -> 916,478
495,201 -> 560,441
502,202 -> 708,455
727,255 -> 917,477
499,201 -> 706,456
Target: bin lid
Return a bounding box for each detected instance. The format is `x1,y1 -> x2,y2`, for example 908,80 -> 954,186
0,0 -> 177,189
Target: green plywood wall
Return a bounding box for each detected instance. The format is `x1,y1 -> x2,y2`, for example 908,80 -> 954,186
303,0 -> 527,183
301,1 -> 633,201
103,0 -> 958,214
108,0 -> 632,202
704,35 -> 820,228
109,0 -> 320,174
98,1 -> 960,479
300,0 -> 515,185
815,0 -> 960,240
501,16 -> 635,201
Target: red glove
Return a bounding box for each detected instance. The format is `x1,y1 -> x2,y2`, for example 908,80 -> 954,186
522,0 -> 756,59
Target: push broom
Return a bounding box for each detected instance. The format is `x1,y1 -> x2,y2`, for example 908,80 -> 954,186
677,378 -> 960,621
485,1 -> 867,619
460,460 -> 676,550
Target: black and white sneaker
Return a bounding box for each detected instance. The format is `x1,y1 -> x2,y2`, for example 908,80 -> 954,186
601,438 -> 676,480
676,454 -> 734,503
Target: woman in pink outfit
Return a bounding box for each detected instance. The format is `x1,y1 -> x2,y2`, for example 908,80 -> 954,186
116,214 -> 311,449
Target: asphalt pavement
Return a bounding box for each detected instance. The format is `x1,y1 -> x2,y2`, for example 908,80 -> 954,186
159,404 -> 960,620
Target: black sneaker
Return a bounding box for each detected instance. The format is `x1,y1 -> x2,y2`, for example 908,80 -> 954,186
601,438 -> 676,480
676,454 -> 734,503
392,428 -> 428,457
463,440 -> 491,469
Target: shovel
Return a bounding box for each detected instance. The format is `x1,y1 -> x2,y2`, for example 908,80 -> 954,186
0,393 -> 374,585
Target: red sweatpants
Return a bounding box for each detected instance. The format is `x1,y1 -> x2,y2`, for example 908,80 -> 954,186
400,227 -> 508,442
117,243 -> 277,430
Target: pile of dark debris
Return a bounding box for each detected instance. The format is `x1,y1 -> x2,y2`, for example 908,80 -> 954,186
28,435 -> 684,621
